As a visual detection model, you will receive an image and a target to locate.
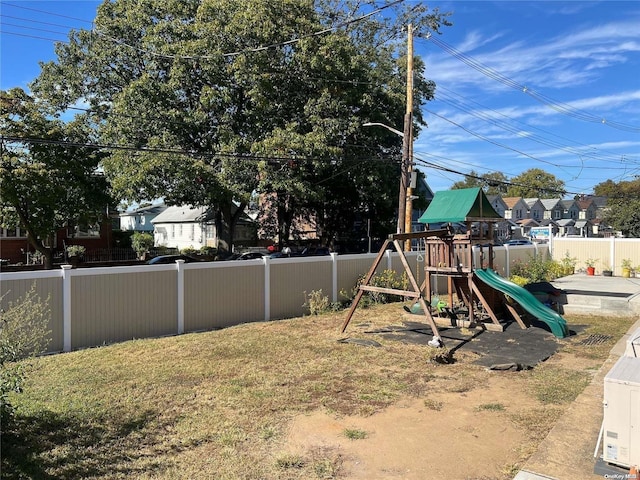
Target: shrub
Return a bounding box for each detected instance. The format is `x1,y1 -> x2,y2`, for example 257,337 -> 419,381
509,275 -> 529,287
199,246 -> 217,257
303,290 -> 330,315
303,290 -> 341,315
65,244 -> 86,257
559,251 -> 577,276
131,232 -> 154,258
341,269 -> 408,306
0,285 -> 51,422
510,255 -> 559,283
181,246 -> 198,255
369,269 -> 408,303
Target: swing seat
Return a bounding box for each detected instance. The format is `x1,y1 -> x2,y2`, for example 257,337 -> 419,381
410,302 -> 423,314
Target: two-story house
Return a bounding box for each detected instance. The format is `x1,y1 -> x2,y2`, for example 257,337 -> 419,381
559,199 -> 580,220
119,203 -> 167,232
151,204 -> 256,252
523,198 -> 545,222
540,199 -> 564,221
487,195 -> 510,240
502,197 -> 529,222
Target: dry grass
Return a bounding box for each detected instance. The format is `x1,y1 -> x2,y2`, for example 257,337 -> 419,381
1,303 -> 635,479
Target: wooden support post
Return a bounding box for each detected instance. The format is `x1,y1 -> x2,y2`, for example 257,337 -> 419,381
340,233 -> 443,343
470,280 -> 502,328
468,272 -> 475,325
504,301 -> 529,330
340,239 -> 391,333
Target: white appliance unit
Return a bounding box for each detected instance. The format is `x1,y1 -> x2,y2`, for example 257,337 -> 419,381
624,328 -> 640,358
602,332 -> 640,469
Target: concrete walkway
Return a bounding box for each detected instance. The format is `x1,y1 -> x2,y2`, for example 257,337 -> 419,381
514,274 -> 640,480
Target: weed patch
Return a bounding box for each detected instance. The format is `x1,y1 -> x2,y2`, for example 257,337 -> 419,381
343,428 -> 368,440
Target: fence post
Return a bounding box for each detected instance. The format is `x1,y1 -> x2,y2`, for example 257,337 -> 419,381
176,260 -> 185,334
263,256 -> 271,321
61,264 -> 72,352
331,253 -> 339,303
610,236 -> 616,274
504,245 -> 511,277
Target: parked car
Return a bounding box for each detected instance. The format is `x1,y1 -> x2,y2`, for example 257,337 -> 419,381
300,246 -> 332,256
504,239 -> 533,246
269,251 -> 303,259
227,251 -> 269,261
147,254 -> 200,264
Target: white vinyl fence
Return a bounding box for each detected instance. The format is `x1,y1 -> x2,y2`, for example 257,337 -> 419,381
2,237 -> 639,354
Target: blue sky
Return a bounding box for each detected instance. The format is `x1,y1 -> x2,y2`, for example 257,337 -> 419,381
1,0 -> 639,197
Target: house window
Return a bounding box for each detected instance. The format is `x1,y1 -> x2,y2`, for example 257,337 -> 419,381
74,222 -> 100,238
1,227 -> 24,238
190,224 -> 195,241
554,210 -> 562,220
178,224 -> 183,237
171,225 -> 175,238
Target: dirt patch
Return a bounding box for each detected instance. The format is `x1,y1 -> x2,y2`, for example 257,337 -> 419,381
282,374 -> 538,479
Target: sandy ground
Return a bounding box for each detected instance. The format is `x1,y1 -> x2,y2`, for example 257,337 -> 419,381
283,374 -> 543,480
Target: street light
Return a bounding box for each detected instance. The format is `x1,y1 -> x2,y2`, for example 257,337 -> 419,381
363,118 -> 413,242
362,122 -> 404,138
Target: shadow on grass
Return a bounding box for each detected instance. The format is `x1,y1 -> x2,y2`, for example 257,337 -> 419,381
1,408 -> 169,479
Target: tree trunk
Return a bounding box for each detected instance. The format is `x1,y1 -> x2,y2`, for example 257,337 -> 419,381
27,234 -> 53,269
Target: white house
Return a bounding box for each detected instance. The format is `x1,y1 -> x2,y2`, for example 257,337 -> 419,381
151,204 -> 256,251
120,203 -> 167,232
152,205 -> 213,250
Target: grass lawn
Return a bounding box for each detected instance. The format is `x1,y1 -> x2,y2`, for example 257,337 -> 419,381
2,303 -> 634,479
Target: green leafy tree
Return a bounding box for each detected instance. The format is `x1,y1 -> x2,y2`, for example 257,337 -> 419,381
506,168 -> 565,198
32,0 -> 451,249
595,178 -> 640,237
451,170 -> 509,195
0,88 -> 113,268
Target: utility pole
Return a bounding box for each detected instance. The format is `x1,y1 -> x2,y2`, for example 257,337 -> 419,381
400,24 -> 414,250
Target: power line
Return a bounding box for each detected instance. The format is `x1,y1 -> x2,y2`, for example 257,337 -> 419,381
421,33 -> 640,133
434,86 -> 638,166
0,12 -> 82,30
1,21 -> 74,37
412,153 -> 573,196
0,2 -> 95,24
0,134 -> 399,165
0,30 -> 67,43
424,107 -> 575,175
91,0 -> 405,61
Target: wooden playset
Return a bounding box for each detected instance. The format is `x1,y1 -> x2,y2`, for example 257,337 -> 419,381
340,188 -> 531,344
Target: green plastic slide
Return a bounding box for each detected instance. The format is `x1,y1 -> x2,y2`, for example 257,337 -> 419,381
474,268 -> 569,338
